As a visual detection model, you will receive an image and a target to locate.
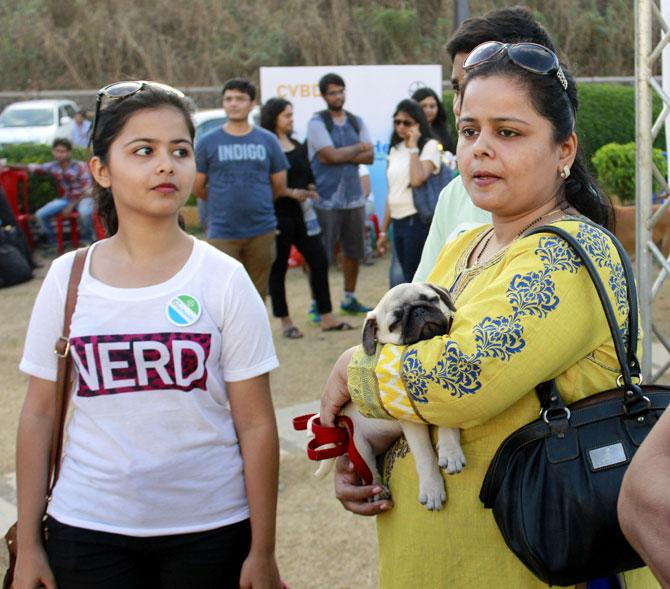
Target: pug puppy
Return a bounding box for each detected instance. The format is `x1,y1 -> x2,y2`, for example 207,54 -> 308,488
315,282 -> 466,511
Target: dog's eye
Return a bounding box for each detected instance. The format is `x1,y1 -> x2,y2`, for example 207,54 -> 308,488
388,320 -> 400,332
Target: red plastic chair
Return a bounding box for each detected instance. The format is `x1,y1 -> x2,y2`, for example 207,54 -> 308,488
0,169 -> 34,249
368,213 -> 380,240
55,210 -> 79,254
56,209 -> 106,254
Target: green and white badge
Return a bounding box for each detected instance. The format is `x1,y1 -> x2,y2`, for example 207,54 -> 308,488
166,294 -> 202,327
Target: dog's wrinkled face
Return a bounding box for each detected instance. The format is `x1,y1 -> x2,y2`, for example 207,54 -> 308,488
362,282 -> 456,355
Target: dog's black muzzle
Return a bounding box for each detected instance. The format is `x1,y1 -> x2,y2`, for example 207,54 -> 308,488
400,304 -> 452,345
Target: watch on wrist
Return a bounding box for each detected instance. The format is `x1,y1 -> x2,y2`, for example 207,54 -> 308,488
408,147 -> 419,154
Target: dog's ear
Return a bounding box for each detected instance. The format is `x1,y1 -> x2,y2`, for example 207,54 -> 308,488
428,283 -> 456,312
362,316 -> 378,355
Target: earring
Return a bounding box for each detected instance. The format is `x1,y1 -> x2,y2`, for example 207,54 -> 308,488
560,165 -> 571,180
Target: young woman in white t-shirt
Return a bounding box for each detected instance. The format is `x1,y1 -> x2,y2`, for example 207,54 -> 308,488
377,99 -> 442,282
15,83 -> 282,589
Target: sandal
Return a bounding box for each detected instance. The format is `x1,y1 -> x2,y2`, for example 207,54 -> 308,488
282,326 -> 304,339
322,321 -> 354,332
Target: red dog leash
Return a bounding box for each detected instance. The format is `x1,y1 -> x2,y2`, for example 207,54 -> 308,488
292,413 -> 374,485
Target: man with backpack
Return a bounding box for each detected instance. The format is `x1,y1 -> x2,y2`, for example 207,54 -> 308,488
307,73 -> 374,316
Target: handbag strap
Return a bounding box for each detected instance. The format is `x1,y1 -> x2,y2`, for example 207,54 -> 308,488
48,247 -> 88,493
527,223 -> 648,415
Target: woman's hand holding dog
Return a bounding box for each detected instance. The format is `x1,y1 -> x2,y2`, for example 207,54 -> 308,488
334,456 -> 394,515
319,346 -> 357,427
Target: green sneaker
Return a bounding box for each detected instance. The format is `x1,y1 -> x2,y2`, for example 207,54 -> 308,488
340,296 -> 372,316
307,301 -> 321,325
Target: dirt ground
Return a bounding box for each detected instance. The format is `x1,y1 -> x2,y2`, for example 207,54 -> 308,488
1,243 -> 669,587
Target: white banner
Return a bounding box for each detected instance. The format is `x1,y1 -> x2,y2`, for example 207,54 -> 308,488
260,65 -> 442,218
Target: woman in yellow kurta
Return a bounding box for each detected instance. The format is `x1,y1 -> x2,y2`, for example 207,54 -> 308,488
320,44 -> 658,588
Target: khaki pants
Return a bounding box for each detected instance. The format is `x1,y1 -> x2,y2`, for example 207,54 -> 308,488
209,231 -> 276,298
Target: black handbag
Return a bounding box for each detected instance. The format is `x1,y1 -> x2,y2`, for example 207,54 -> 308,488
479,223 -> 670,586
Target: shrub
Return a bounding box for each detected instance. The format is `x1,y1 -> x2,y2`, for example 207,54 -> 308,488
0,143 -> 90,211
591,142 -> 667,203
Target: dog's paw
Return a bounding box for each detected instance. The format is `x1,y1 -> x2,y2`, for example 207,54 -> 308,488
439,450 -> 467,474
418,477 -> 447,511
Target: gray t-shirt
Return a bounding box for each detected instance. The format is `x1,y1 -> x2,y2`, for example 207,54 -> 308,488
307,114 -> 372,210
196,126 -> 288,239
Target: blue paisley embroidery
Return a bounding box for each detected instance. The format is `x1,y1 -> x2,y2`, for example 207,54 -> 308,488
429,342 -> 482,398
400,222 -> 628,399
402,349 -> 429,404
576,224 -> 611,269
535,236 -> 581,273
608,263 -> 628,315
474,316 -> 525,361
507,271 -> 560,318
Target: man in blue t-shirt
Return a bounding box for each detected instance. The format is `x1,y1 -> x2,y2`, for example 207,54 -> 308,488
306,73 -> 374,316
194,78 -> 288,298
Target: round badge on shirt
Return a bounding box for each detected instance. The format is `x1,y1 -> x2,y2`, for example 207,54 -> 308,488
166,294 -> 202,327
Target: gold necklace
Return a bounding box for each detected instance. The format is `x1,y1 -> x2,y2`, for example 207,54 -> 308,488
475,205 -> 566,265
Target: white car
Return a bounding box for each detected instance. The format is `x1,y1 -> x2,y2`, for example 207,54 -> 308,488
0,99 -> 79,147
193,106 -> 261,144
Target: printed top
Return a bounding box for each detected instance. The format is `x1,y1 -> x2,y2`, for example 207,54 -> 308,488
20,238 -> 278,536
346,220 -> 656,588
28,160 -> 92,202
196,126 -> 288,239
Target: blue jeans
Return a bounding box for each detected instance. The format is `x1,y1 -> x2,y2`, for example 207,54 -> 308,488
35,197 -> 94,244
392,214 -> 430,283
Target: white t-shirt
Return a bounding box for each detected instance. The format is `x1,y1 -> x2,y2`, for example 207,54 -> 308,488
386,139 -> 441,220
20,237 -> 278,536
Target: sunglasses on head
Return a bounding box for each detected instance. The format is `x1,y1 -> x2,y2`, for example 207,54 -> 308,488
90,81 -> 185,145
393,119 -> 414,127
463,42 -> 568,91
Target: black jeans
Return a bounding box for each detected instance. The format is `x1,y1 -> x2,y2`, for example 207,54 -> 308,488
45,516 -> 251,589
269,210 -> 332,317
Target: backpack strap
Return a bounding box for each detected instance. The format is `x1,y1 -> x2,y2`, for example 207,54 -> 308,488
317,110 -> 360,137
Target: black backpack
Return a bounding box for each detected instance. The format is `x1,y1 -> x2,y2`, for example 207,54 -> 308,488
0,189 -> 34,287
317,110 -> 361,137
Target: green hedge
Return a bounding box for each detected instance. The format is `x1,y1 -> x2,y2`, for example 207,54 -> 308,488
0,143 -> 90,211
591,142 -> 667,204
444,83 -> 665,164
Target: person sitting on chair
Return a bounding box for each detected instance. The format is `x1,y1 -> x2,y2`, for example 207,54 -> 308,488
13,138 -> 94,248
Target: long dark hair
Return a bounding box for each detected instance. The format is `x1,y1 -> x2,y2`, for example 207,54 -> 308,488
459,58 -> 614,230
411,87 -> 454,152
91,87 -> 195,236
388,99 -> 433,154
260,97 -> 292,136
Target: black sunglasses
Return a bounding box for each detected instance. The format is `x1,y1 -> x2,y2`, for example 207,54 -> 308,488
463,42 -> 568,91
89,81 -> 185,146
393,119 -> 414,127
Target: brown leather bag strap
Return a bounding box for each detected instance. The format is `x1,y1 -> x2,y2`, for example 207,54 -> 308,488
48,247 -> 88,493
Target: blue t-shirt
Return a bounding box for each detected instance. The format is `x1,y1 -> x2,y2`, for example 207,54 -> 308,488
196,126 -> 288,239
306,114 -> 371,210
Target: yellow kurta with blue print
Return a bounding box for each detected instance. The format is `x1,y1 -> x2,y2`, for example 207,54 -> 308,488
348,220 -> 658,589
